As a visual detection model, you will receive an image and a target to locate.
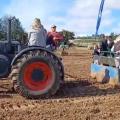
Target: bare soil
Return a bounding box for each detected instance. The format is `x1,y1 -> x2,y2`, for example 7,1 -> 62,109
0,47 -> 120,120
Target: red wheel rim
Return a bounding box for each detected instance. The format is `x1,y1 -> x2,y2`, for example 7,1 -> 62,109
23,61 -> 54,91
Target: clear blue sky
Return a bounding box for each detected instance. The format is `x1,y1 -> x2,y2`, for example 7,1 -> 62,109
0,0 -> 120,36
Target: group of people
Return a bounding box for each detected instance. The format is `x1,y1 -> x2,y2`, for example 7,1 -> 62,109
93,35 -> 120,68
28,18 -> 64,51
93,35 -> 114,56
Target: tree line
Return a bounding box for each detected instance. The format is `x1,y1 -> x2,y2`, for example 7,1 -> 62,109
77,33 -> 118,41
0,16 -> 27,44
0,15 -> 118,45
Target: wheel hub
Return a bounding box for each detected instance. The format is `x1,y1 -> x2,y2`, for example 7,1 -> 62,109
31,69 -> 44,82
23,61 -> 54,91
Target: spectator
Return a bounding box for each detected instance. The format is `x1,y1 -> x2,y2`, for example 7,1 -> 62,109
93,43 -> 101,64
28,18 -> 47,47
93,43 -> 100,55
100,35 -> 108,56
47,25 -> 64,50
107,36 -> 114,50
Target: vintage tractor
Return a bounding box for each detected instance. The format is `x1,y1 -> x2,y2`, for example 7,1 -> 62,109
0,18 -> 64,99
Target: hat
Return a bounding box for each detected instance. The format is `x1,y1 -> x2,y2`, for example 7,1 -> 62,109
51,24 -> 56,28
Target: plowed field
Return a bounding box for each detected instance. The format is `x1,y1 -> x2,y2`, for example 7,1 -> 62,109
0,47 -> 120,120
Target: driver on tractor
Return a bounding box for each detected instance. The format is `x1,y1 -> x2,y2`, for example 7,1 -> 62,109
46,25 -> 64,51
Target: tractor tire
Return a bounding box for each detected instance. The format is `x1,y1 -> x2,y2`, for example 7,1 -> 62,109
10,49 -> 64,99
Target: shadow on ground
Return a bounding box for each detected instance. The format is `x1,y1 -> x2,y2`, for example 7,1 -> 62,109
53,80 -> 120,99
0,80 -> 119,99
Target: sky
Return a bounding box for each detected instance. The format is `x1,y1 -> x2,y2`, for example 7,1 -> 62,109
0,0 -> 120,36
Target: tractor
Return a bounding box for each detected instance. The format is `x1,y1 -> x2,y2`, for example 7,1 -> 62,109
0,18 -> 64,99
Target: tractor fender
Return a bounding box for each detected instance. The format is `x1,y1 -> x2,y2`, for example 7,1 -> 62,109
11,46 -> 64,76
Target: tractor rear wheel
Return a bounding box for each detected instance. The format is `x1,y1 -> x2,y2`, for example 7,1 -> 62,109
10,49 -> 64,99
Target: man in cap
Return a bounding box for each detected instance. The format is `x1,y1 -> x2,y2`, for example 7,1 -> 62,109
47,25 -> 64,50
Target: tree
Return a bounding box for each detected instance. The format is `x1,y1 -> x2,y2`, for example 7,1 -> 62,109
110,32 -> 118,40
60,30 -> 75,44
0,16 -> 25,43
0,18 -> 4,40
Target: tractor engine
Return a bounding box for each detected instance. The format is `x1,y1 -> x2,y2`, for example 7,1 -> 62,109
0,17 -> 21,78
0,41 -> 21,77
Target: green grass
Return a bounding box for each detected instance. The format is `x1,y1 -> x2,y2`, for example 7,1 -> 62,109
73,38 -> 100,47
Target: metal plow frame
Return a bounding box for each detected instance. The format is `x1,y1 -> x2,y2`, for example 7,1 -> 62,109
91,52 -> 120,85
91,63 -> 119,85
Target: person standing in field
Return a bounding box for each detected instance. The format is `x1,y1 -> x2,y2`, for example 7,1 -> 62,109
107,36 -> 114,50
99,35 -> 108,56
28,18 -> 47,47
93,43 -> 101,64
47,25 -> 64,50
93,43 -> 101,55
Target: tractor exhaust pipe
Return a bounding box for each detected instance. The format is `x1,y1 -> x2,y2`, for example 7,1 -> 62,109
7,17 -> 15,51
7,18 -> 12,44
